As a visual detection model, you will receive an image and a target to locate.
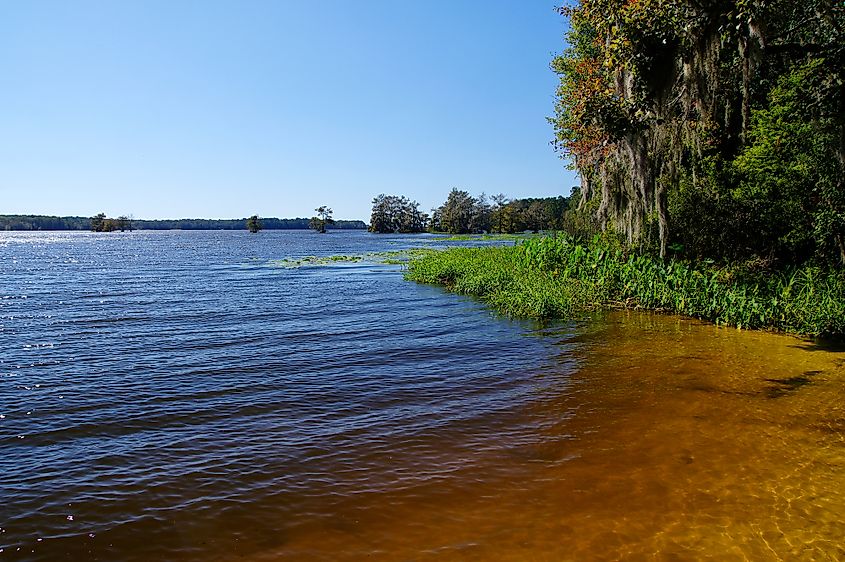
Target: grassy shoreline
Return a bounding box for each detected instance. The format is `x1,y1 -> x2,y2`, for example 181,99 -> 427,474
405,235 -> 845,338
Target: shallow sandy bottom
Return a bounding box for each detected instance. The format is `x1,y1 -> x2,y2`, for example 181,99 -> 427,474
243,311 -> 844,562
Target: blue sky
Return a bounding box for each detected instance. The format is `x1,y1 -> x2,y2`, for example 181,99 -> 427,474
1,0 -> 576,221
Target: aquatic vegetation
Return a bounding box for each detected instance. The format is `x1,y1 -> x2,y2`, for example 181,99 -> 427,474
268,255 -> 362,268
267,250 -> 428,269
407,235 -> 845,337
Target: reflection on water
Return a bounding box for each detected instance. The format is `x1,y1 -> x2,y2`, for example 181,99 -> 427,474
1,232 -> 843,561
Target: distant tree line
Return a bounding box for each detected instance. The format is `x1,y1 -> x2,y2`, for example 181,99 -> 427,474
369,188 -> 573,234
0,215 -> 91,231
0,215 -> 367,231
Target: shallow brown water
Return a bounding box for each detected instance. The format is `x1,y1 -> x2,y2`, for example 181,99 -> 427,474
3,232 -> 843,561
248,311 -> 845,562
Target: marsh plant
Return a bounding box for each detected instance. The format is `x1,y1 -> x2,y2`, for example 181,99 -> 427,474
407,235 -> 845,337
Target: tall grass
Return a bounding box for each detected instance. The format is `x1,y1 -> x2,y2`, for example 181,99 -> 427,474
405,235 -> 845,337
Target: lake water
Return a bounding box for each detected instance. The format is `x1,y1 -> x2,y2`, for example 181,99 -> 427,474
1,230 -> 843,561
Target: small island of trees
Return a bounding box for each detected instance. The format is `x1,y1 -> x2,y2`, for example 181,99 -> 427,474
310,206 -> 335,233
246,215 -> 263,233
90,213 -> 132,232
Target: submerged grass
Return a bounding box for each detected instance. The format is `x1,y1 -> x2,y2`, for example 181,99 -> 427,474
269,250 -> 429,268
269,255 -> 364,267
406,235 -> 845,337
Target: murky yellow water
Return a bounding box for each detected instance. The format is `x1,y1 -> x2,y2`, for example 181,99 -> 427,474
246,311 -> 845,561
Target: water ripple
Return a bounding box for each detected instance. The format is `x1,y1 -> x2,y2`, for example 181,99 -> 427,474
0,230 -> 568,561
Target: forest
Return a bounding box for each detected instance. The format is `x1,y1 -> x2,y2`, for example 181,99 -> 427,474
551,0 -> 843,266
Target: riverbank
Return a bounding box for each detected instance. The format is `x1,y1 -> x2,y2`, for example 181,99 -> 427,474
406,235 -> 845,338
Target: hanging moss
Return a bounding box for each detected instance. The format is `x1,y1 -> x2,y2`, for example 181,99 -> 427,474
552,0 -> 844,265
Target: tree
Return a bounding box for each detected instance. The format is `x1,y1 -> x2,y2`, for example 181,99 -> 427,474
428,206 -> 442,232
436,188 -> 477,234
524,200 -> 549,233
102,218 -> 117,232
471,193 -> 492,233
490,194 -> 509,233
552,0 -> 845,263
90,213 -> 106,232
116,216 -> 131,232
246,215 -> 263,233
369,194 -> 428,233
89,213 -> 131,232
310,206 -> 334,233
485,196 -> 570,234
732,59 -> 844,264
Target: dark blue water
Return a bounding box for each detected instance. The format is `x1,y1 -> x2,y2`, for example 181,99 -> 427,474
0,230 -> 579,561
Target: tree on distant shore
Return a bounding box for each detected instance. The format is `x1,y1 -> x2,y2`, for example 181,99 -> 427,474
425,190 -> 570,234
310,206 -> 334,233
437,189 -> 477,234
116,216 -> 132,232
90,213 -> 106,232
369,194 -> 428,233
246,215 -> 263,233
90,213 -> 118,232
90,213 -> 132,232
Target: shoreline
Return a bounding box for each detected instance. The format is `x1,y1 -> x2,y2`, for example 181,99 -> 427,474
405,235 -> 845,339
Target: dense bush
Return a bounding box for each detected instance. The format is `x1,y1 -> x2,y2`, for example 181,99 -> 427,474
552,1 -> 845,266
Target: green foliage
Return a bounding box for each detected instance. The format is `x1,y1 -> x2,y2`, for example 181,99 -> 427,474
89,213 -> 131,232
115,216 -> 131,232
428,190 -> 573,234
434,188 -> 479,234
310,206 -> 335,234
491,196 -> 570,233
560,188 -> 600,241
732,58 -> 844,265
369,195 -> 428,233
668,58 -> 845,265
0,215 -> 90,231
407,235 -> 845,337
246,215 -> 263,234
90,213 -> 107,232
552,1 -> 845,264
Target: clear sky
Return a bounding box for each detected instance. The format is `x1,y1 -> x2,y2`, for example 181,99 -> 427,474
1,0 -> 576,221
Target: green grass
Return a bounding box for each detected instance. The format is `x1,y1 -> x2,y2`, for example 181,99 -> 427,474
405,235 -> 845,337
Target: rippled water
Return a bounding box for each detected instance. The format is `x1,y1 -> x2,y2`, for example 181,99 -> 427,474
1,231 -> 843,561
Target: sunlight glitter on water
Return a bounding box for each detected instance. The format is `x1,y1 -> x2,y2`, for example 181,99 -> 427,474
1,231 -> 843,561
